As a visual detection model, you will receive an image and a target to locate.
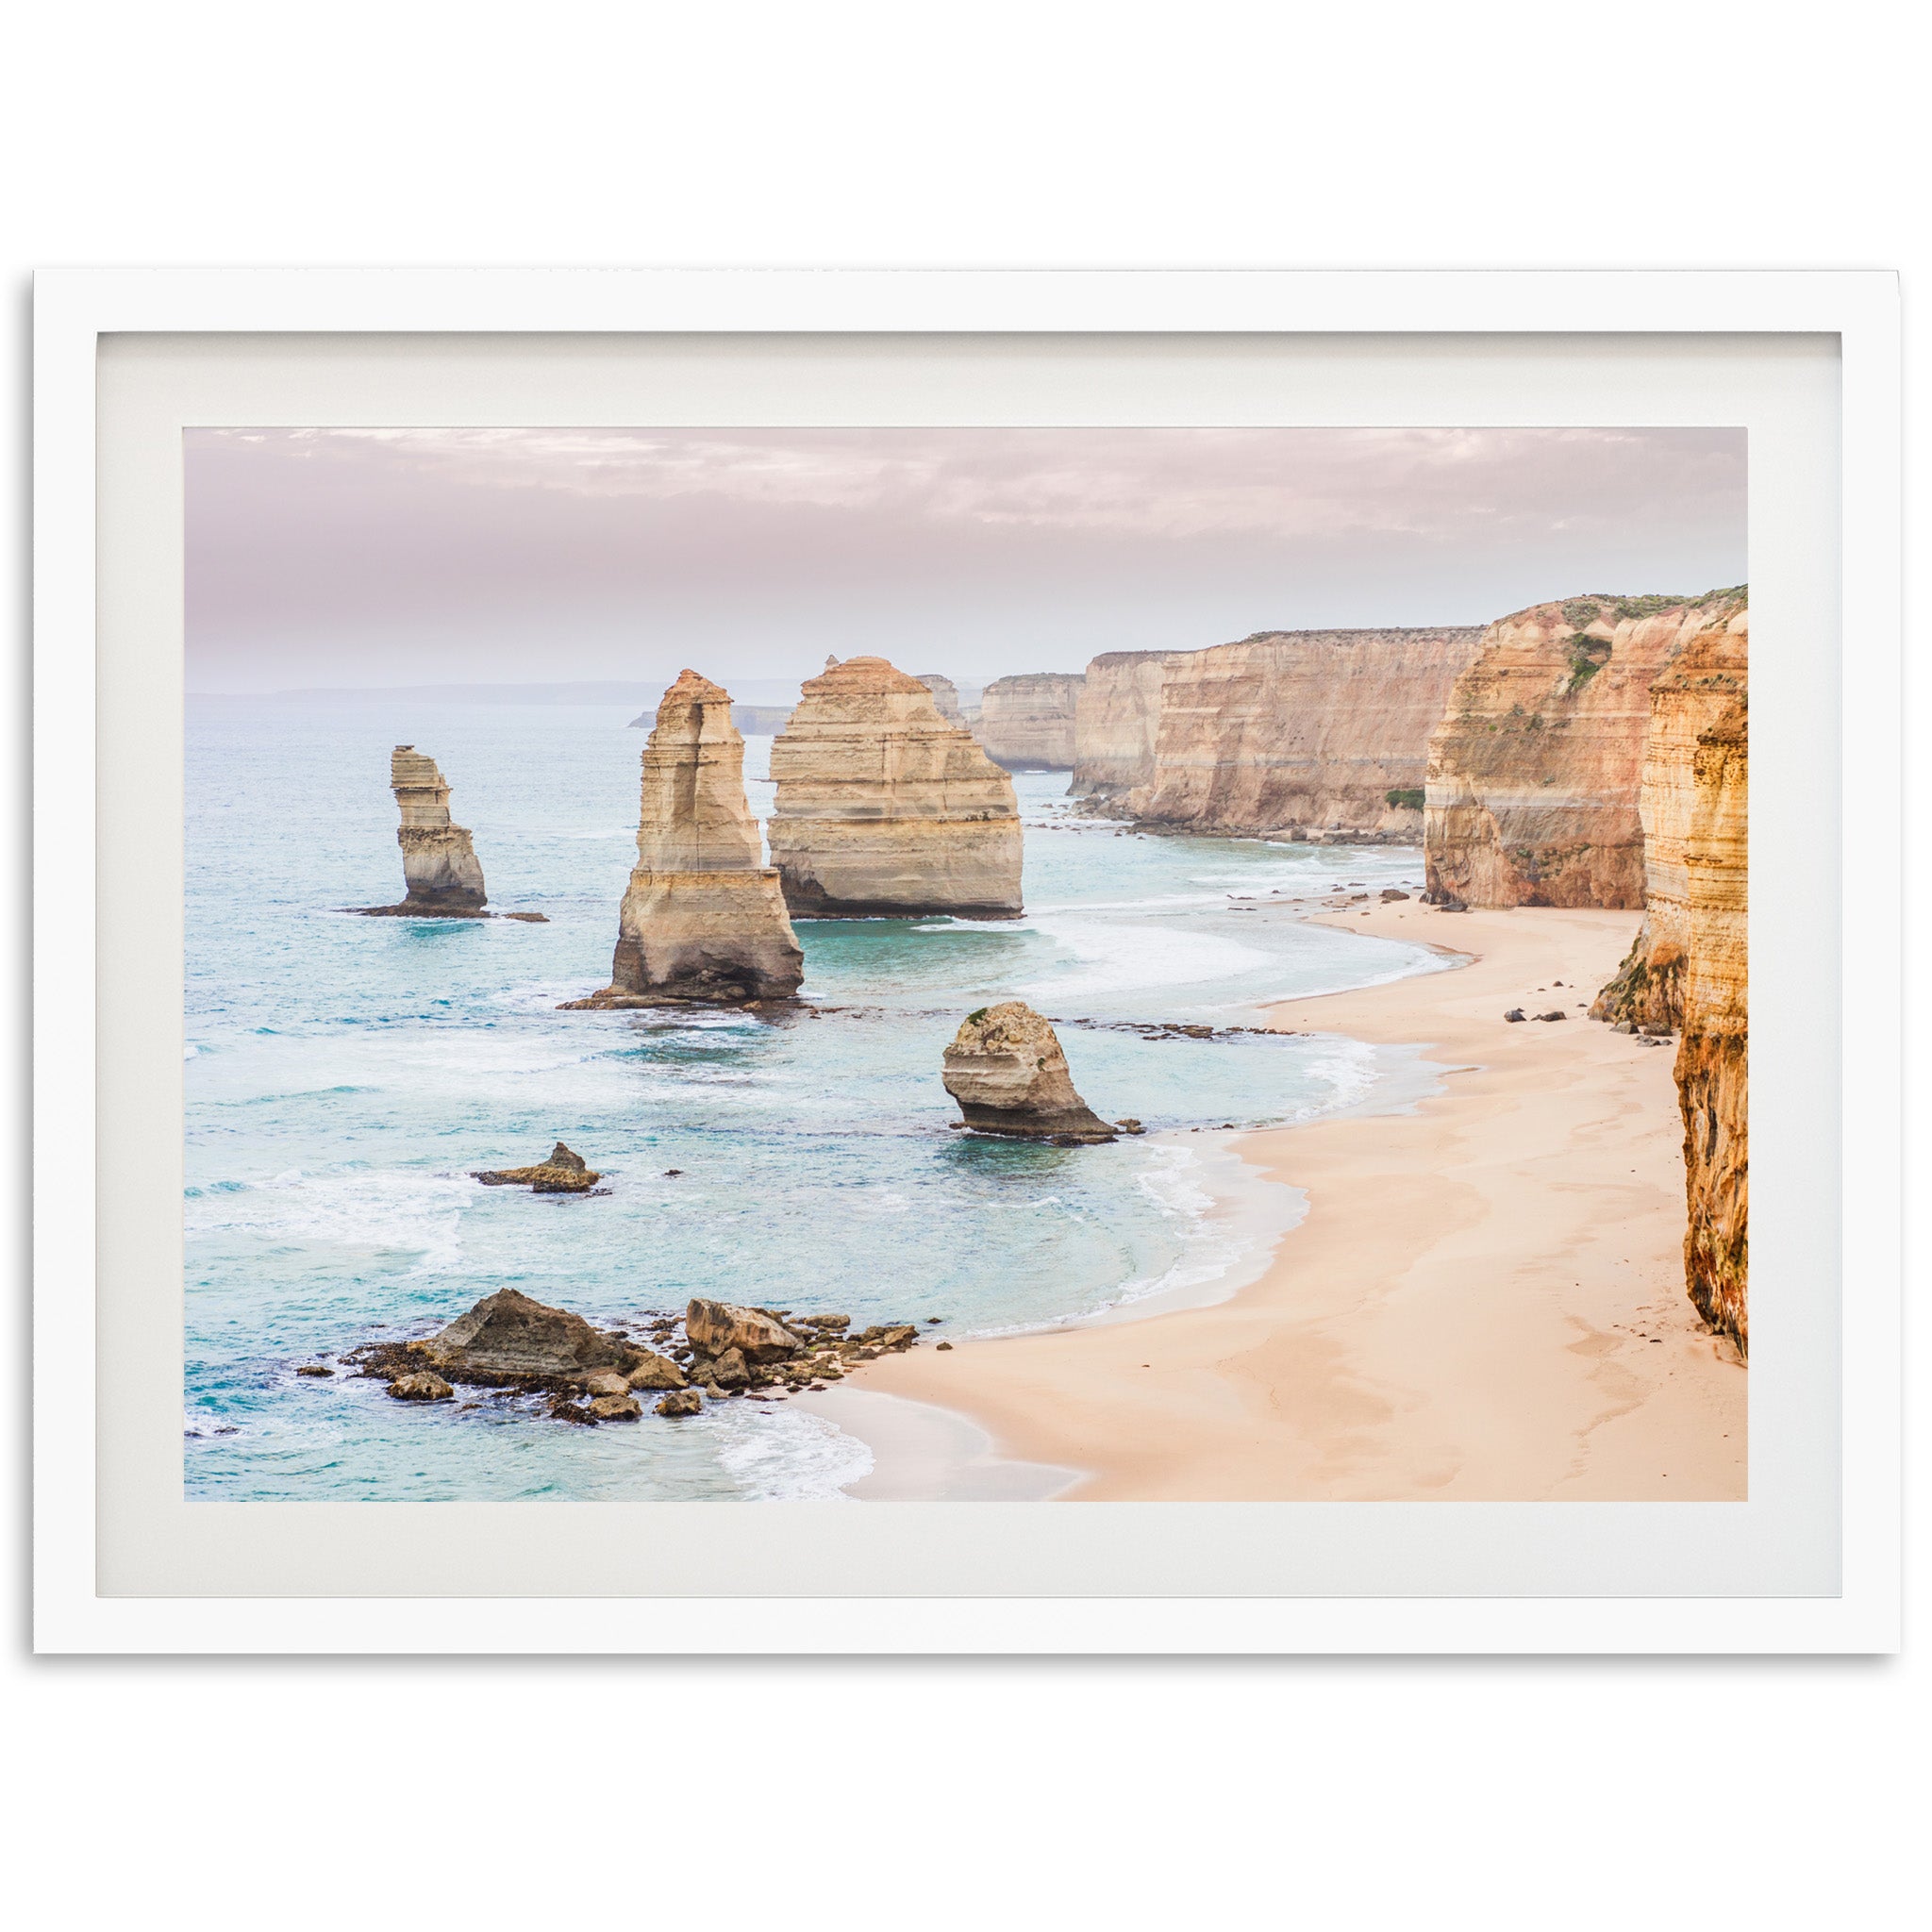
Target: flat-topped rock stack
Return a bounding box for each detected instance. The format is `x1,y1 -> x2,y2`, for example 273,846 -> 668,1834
357,745 -> 542,919
1424,590 -> 1746,909
768,655 -> 1024,919
915,673 -> 962,719
974,672 -> 1085,770
562,670 -> 803,1008
941,1001 -> 1117,1142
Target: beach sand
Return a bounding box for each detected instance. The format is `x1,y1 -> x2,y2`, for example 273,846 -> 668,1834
836,899 -> 1747,1500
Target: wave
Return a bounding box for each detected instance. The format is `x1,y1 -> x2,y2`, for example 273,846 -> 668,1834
183,1166 -> 475,1273
710,1402 -> 873,1500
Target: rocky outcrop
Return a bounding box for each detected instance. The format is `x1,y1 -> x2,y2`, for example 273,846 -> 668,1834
686,1298 -> 806,1363
1125,629 -> 1482,838
421,1288 -> 640,1381
1071,651 -> 1174,798
1591,603 -> 1750,1028
767,657 -> 1023,918
1674,699 -> 1749,1350
915,674 -> 962,720
1424,591 -> 1746,908
974,673 -> 1085,769
941,1001 -> 1116,1142
562,671 -> 804,1007
471,1141 -> 602,1193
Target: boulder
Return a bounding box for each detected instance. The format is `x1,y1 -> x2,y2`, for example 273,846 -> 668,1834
472,1142 -> 601,1192
589,1393 -> 642,1422
296,1363 -> 334,1377
625,1352 -> 689,1391
1380,889 -> 1411,901
425,1288 -> 635,1380
656,1390 -> 704,1419
1503,1008 -> 1525,1023
941,1001 -> 1116,1142
1535,1010 -> 1569,1023
389,1371 -> 454,1402
706,1346 -> 751,1389
686,1297 -> 806,1363
580,1368 -> 631,1398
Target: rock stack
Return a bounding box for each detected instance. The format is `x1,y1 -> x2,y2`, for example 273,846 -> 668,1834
974,672 -> 1085,770
915,673 -> 962,719
357,746 -> 496,917
941,1001 -> 1116,1142
1423,590 -> 1746,908
562,670 -> 804,1008
767,656 -> 1024,919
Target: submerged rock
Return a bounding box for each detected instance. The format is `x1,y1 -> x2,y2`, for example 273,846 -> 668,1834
471,1141 -> 602,1193
561,671 -> 803,1008
941,1002 -> 1116,1142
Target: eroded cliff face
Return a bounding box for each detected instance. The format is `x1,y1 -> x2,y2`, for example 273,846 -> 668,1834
1071,651 -> 1174,798
1424,591 -> 1746,908
1593,604 -> 1750,1026
563,670 -> 803,1007
1674,700 -> 1748,1350
1124,629 -> 1481,837
974,673 -> 1085,770
768,656 -> 1023,918
387,746 -> 488,911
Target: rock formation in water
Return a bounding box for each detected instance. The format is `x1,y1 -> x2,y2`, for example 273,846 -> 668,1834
767,656 -> 1023,918
1592,601 -> 1750,1028
471,1141 -> 602,1193
974,673 -> 1085,770
1674,697 -> 1749,1351
561,670 -> 803,1008
1070,651 -> 1175,798
1124,629 -> 1482,839
1424,591 -> 1746,908
941,1001 -> 1116,1141
915,673 -> 962,720
356,745 -> 520,918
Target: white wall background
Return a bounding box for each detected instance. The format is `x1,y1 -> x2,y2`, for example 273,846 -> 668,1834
3,4 -> 1921,1925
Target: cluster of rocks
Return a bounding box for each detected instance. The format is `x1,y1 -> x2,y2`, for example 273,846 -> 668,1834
338,1288 -> 930,1425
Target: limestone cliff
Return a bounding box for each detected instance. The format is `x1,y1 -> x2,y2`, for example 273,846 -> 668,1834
368,746 -> 489,914
1125,628 -> 1482,837
1592,602 -> 1750,1026
1071,651 -> 1174,798
1424,590 -> 1746,908
768,656 -> 1023,918
941,1002 -> 1115,1141
974,673 -> 1085,770
1674,699 -> 1748,1350
562,670 -> 803,1007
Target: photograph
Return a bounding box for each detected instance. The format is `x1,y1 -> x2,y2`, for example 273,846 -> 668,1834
182,423 -> 1750,1504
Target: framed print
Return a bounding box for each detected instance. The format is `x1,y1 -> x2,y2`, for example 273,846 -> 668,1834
33,269 -> 1901,1652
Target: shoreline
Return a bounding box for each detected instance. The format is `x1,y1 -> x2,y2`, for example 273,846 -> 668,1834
833,898 -> 1747,1501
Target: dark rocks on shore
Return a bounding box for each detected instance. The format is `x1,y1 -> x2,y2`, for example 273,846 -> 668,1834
472,1141 -> 602,1193
1504,1008 -> 1526,1022
1380,889 -> 1411,901
1534,1010 -> 1569,1023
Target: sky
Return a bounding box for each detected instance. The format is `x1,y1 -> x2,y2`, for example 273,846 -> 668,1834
184,426 -> 1747,695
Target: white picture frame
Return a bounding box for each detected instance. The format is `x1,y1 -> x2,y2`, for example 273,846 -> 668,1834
34,268 -> 1902,1653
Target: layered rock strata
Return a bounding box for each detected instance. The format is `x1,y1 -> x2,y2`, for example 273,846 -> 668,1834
767,657 -> 1023,918
915,674 -> 962,720
562,670 -> 803,1008
1070,651 -> 1174,798
357,746 -> 544,918
941,1001 -> 1116,1142
974,672 -> 1085,769
1125,629 -> 1483,838
1424,591 -> 1746,908
1592,602 -> 1751,1028
1674,699 -> 1749,1350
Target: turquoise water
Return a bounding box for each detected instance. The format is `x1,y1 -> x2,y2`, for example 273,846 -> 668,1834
184,697 -> 1441,1499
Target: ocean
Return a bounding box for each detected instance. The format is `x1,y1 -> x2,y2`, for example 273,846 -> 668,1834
184,696 -> 1447,1499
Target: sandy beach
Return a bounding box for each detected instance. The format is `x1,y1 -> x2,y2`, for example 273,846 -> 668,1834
832,899 -> 1746,1500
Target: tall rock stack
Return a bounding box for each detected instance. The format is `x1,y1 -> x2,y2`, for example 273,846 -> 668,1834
1592,600 -> 1750,1028
562,671 -> 803,1007
974,673 -> 1085,770
915,674 -> 962,720
1674,698 -> 1749,1350
362,746 -> 490,915
1070,651 -> 1174,798
1124,628 -> 1481,839
768,656 -> 1024,919
1424,590 -> 1745,908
